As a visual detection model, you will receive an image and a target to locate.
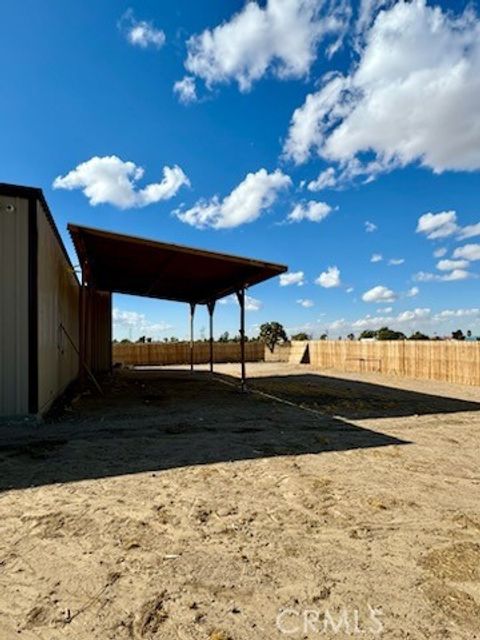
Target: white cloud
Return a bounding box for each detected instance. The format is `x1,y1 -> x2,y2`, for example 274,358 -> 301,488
120,10 -> 165,49
53,156 -> 189,209
112,308 -> 172,338
417,211 -> 480,242
433,247 -> 447,258
307,167 -> 336,191
315,265 -> 341,288
365,220 -> 377,232
435,308 -> 480,319
453,243 -> 480,261
327,306 -> 480,337
284,1 -> 480,178
280,271 -> 305,286
287,200 -> 332,223
406,286 -> 419,298
245,295 -> 263,311
297,298 -> 314,308
388,258 -> 404,266
112,309 -> 144,327
176,168 -> 290,229
355,0 -> 392,38
377,306 -> 392,314
173,76 -> 197,104
370,253 -> 382,263
362,285 -> 397,303
346,286 -> 354,293
183,0 -> 351,92
416,211 -> 458,240
352,308 -> 430,329
436,259 -> 470,272
219,293 -> 263,311
457,222 -> 480,240
414,269 -> 472,282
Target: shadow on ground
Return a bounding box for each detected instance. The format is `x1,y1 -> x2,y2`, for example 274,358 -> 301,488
1,368 -> 478,492
246,372 -> 480,419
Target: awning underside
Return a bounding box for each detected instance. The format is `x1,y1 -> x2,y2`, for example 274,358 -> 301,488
68,224 -> 287,304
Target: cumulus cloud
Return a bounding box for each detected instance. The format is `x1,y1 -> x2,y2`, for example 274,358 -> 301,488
417,211 -> 480,241
287,200 -> 332,223
414,269 -> 472,282
388,258 -> 404,266
453,243 -> 480,261
362,285 -> 397,303
458,222 -> 480,240
280,271 -> 305,286
176,168 -> 291,229
436,259 -> 470,272
219,293 -> 263,311
53,156 -> 189,209
119,10 -> 165,49
183,0 -> 351,92
315,265 -> 341,288
173,76 -> 197,104
307,167 -> 336,191
112,308 -> 172,338
436,308 -> 480,319
365,220 -> 377,232
355,0 -> 392,38
245,295 -> 263,311
406,286 -> 419,298
370,253 -> 382,263
284,0 -> 480,180
433,247 -> 447,258
297,298 -> 314,308
327,306 -> 480,336
416,211 -> 458,240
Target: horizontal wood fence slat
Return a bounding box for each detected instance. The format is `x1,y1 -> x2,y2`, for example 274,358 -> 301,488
297,340 -> 480,386
113,341 -> 264,366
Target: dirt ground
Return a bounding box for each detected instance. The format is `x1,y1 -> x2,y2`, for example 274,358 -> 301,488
0,363 -> 479,639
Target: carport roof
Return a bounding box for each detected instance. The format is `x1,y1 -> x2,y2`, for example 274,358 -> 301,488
68,223 -> 287,304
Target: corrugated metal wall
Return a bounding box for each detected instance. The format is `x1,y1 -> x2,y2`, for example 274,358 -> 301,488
0,195 -> 29,415
37,200 -> 80,413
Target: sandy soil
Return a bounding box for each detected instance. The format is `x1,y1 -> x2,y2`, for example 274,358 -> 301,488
0,363 -> 479,639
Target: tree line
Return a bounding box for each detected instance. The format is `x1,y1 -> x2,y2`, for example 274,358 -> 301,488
113,322 -> 478,350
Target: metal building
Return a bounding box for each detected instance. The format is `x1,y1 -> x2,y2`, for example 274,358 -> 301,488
0,183 -> 111,417
1,183 -> 285,418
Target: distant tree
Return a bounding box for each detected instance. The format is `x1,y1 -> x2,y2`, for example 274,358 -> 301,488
319,333 -> 328,341
359,327 -> 406,341
452,329 -> 465,341
259,321 -> 288,352
218,331 -> 230,343
137,336 -> 146,343
169,336 -> 179,343
291,332 -> 311,341
376,326 -> 406,341
112,339 -> 118,344
359,329 -> 376,339
467,330 -> 472,338
346,333 -> 355,341
409,331 -> 430,340
120,338 -> 131,344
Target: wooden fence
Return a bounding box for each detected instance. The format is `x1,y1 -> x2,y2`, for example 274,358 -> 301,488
299,340 -> 480,386
113,341 -> 264,366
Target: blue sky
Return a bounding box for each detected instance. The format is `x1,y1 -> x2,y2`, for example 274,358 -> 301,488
2,0 -> 479,339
